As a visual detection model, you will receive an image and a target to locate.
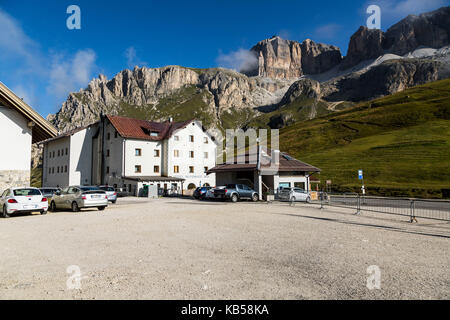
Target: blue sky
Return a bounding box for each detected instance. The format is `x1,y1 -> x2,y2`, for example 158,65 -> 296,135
0,0 -> 448,116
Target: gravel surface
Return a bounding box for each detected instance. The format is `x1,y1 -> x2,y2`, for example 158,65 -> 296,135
0,197 -> 448,300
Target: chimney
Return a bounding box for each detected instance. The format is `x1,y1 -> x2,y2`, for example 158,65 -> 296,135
271,149 -> 280,166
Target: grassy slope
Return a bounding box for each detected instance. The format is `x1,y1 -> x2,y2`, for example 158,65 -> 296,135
279,79 -> 450,198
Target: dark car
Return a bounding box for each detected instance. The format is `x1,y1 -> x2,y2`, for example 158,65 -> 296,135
212,184 -> 259,203
193,186 -> 213,200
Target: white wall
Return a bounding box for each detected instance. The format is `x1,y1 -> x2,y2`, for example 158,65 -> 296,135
43,137 -> 70,187
69,128 -> 94,186
167,121 -> 216,189
124,139 -> 162,177
103,122 -> 124,186
274,174 -> 309,191
0,106 -> 32,171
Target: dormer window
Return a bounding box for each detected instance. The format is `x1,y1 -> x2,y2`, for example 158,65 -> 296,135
142,127 -> 159,137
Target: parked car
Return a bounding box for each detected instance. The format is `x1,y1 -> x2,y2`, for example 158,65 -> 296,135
205,186 -> 224,200
50,186 -> 108,212
98,186 -> 117,203
278,187 -> 311,203
193,186 -> 213,200
39,187 -> 60,200
0,187 -> 48,218
212,184 -> 259,203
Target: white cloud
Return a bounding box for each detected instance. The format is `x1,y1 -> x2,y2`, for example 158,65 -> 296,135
0,8 -> 44,75
368,0 -> 447,22
47,49 -> 97,101
0,8 -> 99,111
125,46 -> 147,68
314,24 -> 342,39
216,49 -> 258,73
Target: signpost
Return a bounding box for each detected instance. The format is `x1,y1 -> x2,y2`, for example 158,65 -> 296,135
358,170 -> 365,195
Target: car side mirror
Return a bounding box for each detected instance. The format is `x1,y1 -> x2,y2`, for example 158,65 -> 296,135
55,191 -> 61,196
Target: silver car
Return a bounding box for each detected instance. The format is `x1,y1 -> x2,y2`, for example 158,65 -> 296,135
98,186 -> 117,203
278,187 -> 311,203
50,186 -> 108,212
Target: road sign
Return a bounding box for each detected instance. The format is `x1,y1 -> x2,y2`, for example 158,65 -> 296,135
358,170 -> 363,180
326,180 -> 332,185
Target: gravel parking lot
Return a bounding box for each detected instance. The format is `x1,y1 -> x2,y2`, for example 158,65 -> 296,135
0,197 -> 448,300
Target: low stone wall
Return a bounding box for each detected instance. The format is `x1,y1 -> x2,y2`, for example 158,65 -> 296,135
0,170 -> 30,192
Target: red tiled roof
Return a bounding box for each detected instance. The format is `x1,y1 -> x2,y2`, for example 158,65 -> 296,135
107,115 -> 193,141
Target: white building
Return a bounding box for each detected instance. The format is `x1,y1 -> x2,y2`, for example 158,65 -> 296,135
40,115 -> 217,196
0,82 -> 57,192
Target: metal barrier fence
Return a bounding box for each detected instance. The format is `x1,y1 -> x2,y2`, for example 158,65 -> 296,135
315,193 -> 450,222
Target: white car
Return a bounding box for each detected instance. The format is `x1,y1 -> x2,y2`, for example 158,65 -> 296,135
278,187 -> 311,203
0,187 -> 49,218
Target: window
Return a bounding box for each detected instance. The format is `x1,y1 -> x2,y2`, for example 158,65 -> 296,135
174,166 -> 179,173
204,152 -> 208,159
189,135 -> 194,142
150,131 -> 158,137
115,131 -> 118,138
57,150 -> 60,157
107,133 -> 111,140
204,166 -> 208,173
154,165 -> 160,173
65,165 -> 68,173
174,150 -> 179,157
52,151 -> 55,158
107,149 -> 110,157
49,168 -> 51,174
174,135 -> 179,141
65,148 -> 68,155
154,149 -> 160,157
135,148 -> 142,156
52,167 -> 55,174
189,166 -> 194,173
106,167 -> 110,174
135,165 -> 141,173
204,137 -> 208,144
189,151 -> 194,158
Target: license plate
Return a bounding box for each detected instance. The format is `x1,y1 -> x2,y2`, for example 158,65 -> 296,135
92,195 -> 101,199
24,205 -> 37,209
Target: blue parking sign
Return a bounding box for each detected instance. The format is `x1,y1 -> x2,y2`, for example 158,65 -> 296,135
358,170 -> 363,180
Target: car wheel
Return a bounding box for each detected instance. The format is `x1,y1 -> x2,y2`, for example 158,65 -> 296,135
306,196 -> 311,203
2,205 -> 10,218
71,202 -> 80,212
112,200 -> 116,204
291,197 -> 296,202
252,194 -> 259,202
231,194 -> 239,203
40,210 -> 47,215
98,206 -> 106,211
50,201 -> 56,212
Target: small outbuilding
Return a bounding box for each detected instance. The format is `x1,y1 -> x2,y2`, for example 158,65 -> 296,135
207,148 -> 320,200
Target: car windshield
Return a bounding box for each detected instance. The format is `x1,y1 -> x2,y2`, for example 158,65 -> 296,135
14,189 -> 41,196
100,187 -> 114,191
226,184 -> 236,189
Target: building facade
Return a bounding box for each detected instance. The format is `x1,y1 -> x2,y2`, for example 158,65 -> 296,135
41,115 -> 217,196
0,82 -> 57,192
